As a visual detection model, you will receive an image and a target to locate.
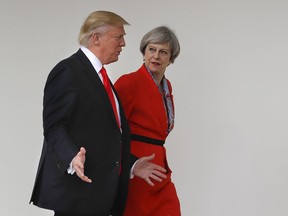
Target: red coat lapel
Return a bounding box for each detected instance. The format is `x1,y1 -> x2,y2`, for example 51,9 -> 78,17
138,66 -> 168,136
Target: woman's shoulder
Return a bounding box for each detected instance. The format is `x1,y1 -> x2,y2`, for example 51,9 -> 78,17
116,65 -> 146,84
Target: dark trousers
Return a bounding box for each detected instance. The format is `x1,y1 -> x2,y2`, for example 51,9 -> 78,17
54,212 -> 110,216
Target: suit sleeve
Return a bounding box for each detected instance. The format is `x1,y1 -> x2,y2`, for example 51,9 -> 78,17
43,62 -> 79,173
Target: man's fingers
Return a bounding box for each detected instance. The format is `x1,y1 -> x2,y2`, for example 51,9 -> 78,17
149,175 -> 162,182
81,175 -> 92,183
78,147 -> 86,156
145,177 -> 154,186
134,154 -> 168,186
146,170 -> 167,183
153,165 -> 167,173
152,170 -> 167,179
141,153 -> 155,162
78,172 -> 92,183
75,167 -> 92,183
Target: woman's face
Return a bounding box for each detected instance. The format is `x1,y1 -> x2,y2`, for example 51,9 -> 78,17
144,43 -> 172,76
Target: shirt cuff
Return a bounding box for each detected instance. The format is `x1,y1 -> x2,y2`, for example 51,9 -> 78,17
130,160 -> 139,179
67,160 -> 76,175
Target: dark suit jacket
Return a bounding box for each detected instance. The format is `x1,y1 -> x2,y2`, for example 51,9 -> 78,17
30,49 -> 132,216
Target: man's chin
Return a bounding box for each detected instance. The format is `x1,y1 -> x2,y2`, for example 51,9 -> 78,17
112,57 -> 119,63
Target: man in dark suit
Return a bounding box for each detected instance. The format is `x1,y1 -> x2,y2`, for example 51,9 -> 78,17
30,11 -> 167,216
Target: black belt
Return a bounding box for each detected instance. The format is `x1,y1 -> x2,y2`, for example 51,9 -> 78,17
131,134 -> 165,146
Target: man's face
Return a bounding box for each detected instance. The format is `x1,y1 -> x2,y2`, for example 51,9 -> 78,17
98,25 -> 126,65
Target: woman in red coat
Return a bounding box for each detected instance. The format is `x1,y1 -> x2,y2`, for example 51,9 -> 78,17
114,26 -> 181,216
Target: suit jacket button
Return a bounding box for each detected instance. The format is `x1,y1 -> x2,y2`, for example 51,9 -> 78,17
115,161 -> 120,166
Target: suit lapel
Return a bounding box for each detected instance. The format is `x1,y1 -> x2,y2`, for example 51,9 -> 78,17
75,49 -> 121,131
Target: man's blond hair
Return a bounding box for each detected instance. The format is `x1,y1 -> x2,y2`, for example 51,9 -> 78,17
78,11 -> 129,47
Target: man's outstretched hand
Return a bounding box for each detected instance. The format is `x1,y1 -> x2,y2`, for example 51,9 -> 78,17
133,153 -> 167,186
72,147 -> 92,183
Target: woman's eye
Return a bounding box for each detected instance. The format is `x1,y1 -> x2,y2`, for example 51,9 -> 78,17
149,47 -> 156,52
161,50 -> 168,55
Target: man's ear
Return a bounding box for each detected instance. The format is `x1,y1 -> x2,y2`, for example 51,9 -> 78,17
92,32 -> 101,45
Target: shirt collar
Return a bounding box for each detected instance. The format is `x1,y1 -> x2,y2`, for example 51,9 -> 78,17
80,46 -> 102,73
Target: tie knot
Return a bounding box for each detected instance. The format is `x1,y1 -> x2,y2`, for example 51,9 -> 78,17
100,67 -> 109,83
100,67 -> 107,75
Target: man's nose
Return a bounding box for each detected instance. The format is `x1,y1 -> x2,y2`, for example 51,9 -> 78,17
120,38 -> 126,47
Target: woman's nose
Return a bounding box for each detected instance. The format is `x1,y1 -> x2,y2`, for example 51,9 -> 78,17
153,50 -> 160,59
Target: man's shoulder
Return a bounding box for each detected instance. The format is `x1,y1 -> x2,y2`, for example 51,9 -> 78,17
51,51 -> 82,71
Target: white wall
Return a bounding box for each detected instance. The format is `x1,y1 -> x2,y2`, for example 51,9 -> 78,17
1,0 -> 288,215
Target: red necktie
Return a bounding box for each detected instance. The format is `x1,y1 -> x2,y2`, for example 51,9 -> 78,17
100,67 -> 122,174
100,67 -> 121,128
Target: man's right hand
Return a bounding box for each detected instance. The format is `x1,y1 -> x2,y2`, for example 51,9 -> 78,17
72,147 -> 92,183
